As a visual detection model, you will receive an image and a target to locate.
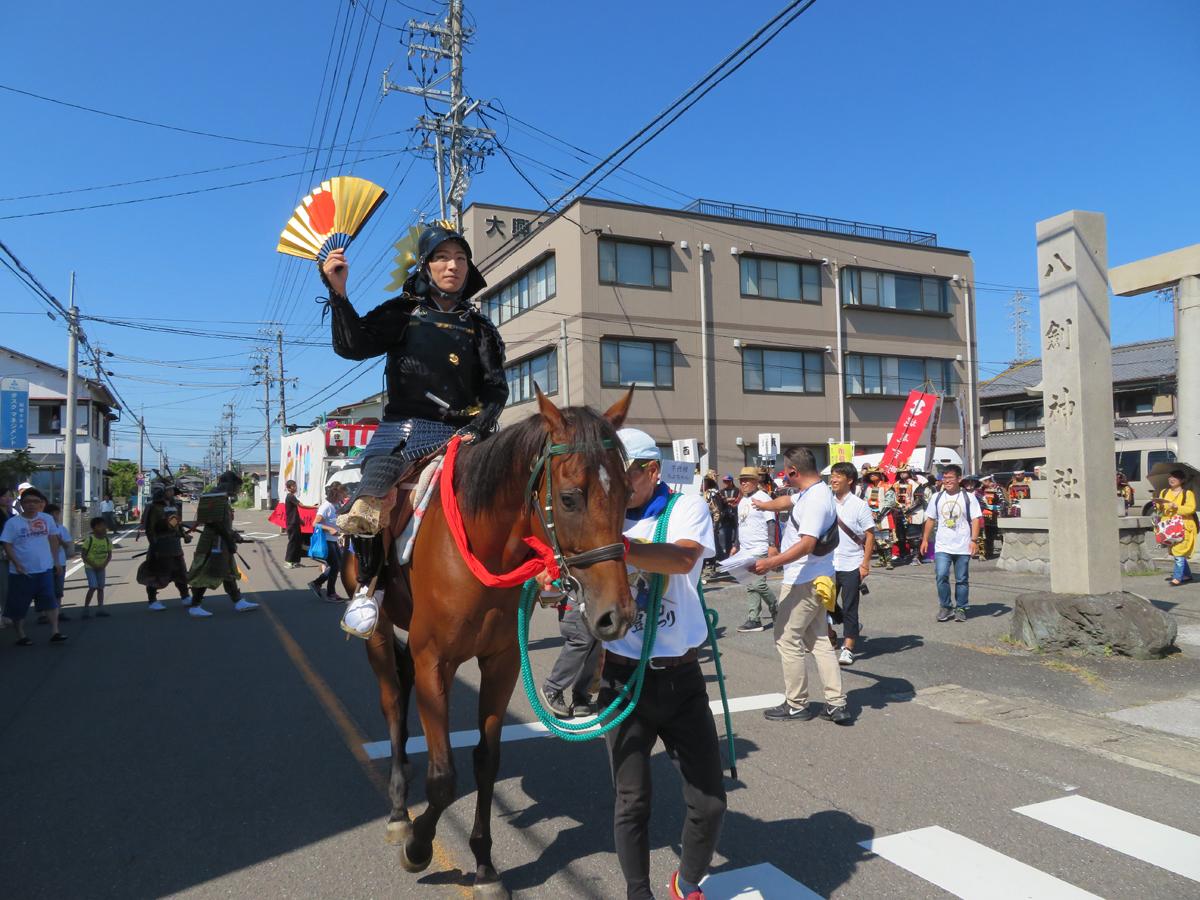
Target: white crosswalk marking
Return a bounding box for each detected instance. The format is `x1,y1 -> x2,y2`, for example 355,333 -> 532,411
362,692 -> 784,759
699,862 -> 822,899
1015,794 -> 1200,883
860,825 -> 1102,899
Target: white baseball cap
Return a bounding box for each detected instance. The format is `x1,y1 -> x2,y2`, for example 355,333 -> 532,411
17,482 -> 34,494
616,428 -> 661,462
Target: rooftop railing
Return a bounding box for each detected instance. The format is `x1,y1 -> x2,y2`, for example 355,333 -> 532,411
683,199 -> 938,246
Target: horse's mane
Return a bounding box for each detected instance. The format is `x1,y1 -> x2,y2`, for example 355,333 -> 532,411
455,406 -> 623,517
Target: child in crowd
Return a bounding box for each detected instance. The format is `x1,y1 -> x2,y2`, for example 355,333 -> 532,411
81,516 -> 113,617
45,504 -> 74,622
0,487 -> 66,645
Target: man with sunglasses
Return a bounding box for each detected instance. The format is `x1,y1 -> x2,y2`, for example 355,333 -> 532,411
751,446 -> 850,724
598,428 -> 726,900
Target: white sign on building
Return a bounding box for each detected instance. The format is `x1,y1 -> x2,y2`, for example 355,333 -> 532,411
757,433 -> 781,459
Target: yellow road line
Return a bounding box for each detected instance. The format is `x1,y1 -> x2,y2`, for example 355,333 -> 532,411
255,569 -> 470,896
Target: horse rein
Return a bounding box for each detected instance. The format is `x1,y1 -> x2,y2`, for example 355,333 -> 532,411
526,437 -> 627,595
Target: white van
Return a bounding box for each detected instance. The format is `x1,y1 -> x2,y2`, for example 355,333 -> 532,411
981,437 -> 1177,516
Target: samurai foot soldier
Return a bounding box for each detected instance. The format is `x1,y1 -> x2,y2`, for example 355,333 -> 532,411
320,224 -> 508,639
186,471 -> 259,617
892,466 -> 917,560
137,485 -> 191,610
862,468 -> 896,570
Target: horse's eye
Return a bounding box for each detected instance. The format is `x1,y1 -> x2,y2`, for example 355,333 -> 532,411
560,489 -> 583,512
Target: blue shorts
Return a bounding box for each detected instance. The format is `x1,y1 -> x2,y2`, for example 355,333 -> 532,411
85,567 -> 107,589
4,570 -> 59,620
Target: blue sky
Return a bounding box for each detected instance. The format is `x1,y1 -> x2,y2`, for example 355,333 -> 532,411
2,0 -> 1196,466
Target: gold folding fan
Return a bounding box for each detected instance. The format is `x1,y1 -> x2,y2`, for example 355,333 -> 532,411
276,176 -> 387,262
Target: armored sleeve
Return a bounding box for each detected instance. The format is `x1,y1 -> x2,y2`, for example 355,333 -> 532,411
329,290 -> 412,361
465,315 -> 509,436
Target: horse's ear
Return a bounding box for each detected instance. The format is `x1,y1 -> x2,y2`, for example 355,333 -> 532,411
536,384 -> 567,434
602,386 -> 635,430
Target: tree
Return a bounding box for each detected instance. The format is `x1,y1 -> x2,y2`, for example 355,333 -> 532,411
109,459 -> 138,500
0,448 -> 36,490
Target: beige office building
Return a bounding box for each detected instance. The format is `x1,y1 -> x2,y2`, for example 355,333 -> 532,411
462,198 -> 977,474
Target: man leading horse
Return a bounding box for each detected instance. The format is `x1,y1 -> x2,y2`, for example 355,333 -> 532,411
320,224 -> 508,638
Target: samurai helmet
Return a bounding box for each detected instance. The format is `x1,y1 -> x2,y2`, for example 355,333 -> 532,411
402,224 -> 487,301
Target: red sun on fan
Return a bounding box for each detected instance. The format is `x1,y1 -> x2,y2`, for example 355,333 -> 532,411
308,190 -> 337,235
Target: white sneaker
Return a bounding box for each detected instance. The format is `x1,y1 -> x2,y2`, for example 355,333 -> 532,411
838,647 -> 854,666
188,605 -> 213,618
340,587 -> 383,639
234,598 -> 259,612
148,600 -> 166,611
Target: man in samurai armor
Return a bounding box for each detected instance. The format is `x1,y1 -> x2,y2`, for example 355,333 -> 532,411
1117,471 -> 1135,513
979,476 -> 1008,559
319,224 -> 508,638
891,466 -> 919,561
1008,469 -> 1032,503
137,484 -> 191,611
862,468 -> 897,570
185,471 -> 259,617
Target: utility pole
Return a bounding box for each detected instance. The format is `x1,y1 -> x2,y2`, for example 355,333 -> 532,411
137,406 -> 145,516
255,353 -> 275,508
1008,289 -> 1030,362
276,330 -> 289,434
63,272 -> 79,521
222,402 -> 237,472
382,0 -> 494,229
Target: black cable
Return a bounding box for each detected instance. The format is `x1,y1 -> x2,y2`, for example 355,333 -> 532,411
0,150 -> 406,220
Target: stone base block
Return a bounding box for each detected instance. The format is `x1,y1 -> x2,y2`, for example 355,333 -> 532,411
997,524 -> 1156,576
1010,591 -> 1178,659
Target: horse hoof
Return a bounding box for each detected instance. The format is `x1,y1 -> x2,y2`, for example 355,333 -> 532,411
400,839 -> 433,873
473,880 -> 510,900
385,820 -> 412,845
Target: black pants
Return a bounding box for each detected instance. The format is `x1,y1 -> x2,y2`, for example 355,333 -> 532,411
600,660 -> 727,900
892,512 -> 908,556
311,543 -> 343,597
543,606 -> 601,700
983,523 -> 999,558
191,579 -> 241,604
147,556 -> 189,602
835,568 -> 863,640
285,526 -> 303,564
716,521 -> 737,561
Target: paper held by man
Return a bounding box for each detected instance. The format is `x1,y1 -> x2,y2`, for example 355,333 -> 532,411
718,551 -> 762,585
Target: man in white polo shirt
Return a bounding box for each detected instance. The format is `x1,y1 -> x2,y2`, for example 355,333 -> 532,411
600,428 -> 726,900
829,461 -> 875,666
752,446 -> 850,724
733,465 -> 778,633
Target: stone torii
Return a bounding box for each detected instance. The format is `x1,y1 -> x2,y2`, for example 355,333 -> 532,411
1109,243 -> 1199,465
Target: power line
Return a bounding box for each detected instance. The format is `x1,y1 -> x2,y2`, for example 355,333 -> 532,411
0,82 -> 371,150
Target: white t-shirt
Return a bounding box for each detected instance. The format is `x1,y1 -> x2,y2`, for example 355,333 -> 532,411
833,492 -> 875,572
736,490 -> 775,556
781,480 -> 837,585
605,493 -> 716,660
315,500 -> 340,534
928,489 -> 983,555
1,512 -> 57,574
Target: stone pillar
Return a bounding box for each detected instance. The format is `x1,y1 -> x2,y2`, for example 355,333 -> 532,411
1178,275 -> 1200,466
1035,210 -> 1121,594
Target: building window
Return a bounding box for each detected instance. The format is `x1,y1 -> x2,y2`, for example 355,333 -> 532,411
739,256 -> 821,303
1115,390 -> 1155,417
601,339 -> 674,388
840,268 -> 950,313
844,353 -> 957,396
480,254 -> 556,326
599,239 -> 671,289
36,404 -> 61,435
1003,405 -> 1043,430
742,348 -> 824,394
505,348 -> 558,406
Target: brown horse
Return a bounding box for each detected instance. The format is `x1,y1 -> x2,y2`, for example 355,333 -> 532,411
344,388 -> 635,897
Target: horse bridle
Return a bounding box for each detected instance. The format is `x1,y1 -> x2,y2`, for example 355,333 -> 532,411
526,436 -> 627,595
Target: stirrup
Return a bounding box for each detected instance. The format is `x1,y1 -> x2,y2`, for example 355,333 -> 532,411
340,584 -> 382,639
337,496 -> 384,536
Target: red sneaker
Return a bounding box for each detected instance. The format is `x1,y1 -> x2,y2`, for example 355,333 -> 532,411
667,870 -> 704,900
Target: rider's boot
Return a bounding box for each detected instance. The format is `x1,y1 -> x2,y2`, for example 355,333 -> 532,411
341,534 -> 385,639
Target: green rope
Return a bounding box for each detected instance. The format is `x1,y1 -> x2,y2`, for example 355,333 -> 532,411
517,496 -> 677,740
